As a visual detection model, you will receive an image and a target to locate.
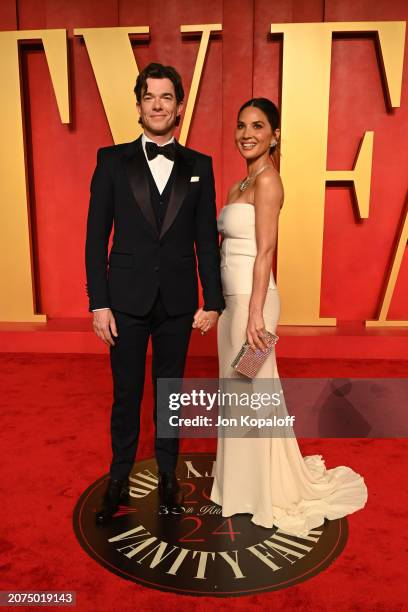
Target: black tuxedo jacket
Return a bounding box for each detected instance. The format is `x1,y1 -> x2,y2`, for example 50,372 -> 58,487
85,136 -> 225,316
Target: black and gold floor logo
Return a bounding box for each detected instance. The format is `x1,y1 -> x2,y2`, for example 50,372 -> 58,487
73,453 -> 348,597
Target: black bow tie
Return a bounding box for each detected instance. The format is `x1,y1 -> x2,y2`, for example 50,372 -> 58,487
145,141 -> 176,161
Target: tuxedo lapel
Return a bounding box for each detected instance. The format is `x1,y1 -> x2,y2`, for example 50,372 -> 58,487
123,137 -> 159,238
160,141 -> 194,239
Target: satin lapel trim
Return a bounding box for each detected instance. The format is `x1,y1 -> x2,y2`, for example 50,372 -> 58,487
124,141 -> 159,238
160,154 -> 193,239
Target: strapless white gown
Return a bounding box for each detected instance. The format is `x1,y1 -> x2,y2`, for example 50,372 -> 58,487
210,203 -> 368,537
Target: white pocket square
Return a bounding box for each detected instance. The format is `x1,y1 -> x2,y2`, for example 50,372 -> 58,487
190,176 -> 200,182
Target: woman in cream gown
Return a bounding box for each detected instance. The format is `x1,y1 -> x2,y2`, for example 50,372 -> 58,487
195,98 -> 367,538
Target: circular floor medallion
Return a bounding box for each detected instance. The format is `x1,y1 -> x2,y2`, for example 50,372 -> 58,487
73,453 -> 348,597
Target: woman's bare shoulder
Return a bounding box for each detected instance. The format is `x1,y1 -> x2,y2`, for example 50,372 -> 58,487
255,166 -> 284,203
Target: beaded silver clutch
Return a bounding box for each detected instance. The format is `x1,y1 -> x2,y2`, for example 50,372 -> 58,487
231,331 -> 279,378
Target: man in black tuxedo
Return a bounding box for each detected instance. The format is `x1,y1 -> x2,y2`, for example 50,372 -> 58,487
85,63 -> 224,524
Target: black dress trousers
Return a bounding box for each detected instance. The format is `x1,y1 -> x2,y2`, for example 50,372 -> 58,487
109,291 -> 193,480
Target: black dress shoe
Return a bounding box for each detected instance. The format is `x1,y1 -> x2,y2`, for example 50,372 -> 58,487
158,472 -> 184,512
95,477 -> 129,525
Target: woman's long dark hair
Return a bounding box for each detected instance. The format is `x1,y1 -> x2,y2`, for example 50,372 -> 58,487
238,98 -> 280,165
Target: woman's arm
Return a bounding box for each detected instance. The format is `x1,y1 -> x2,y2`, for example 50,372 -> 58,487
247,169 -> 283,350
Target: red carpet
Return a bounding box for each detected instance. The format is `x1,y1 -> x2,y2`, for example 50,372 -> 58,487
0,354 -> 407,610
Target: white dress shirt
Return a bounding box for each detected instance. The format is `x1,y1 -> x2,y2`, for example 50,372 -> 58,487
92,133 -> 175,312
142,133 -> 175,194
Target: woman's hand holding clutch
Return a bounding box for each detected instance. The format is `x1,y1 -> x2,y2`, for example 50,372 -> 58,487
246,310 -> 269,351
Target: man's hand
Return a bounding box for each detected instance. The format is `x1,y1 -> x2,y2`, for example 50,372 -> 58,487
192,308 -> 219,335
92,308 -> 118,346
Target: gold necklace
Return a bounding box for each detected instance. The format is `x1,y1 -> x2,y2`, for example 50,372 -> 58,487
239,164 -> 271,192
